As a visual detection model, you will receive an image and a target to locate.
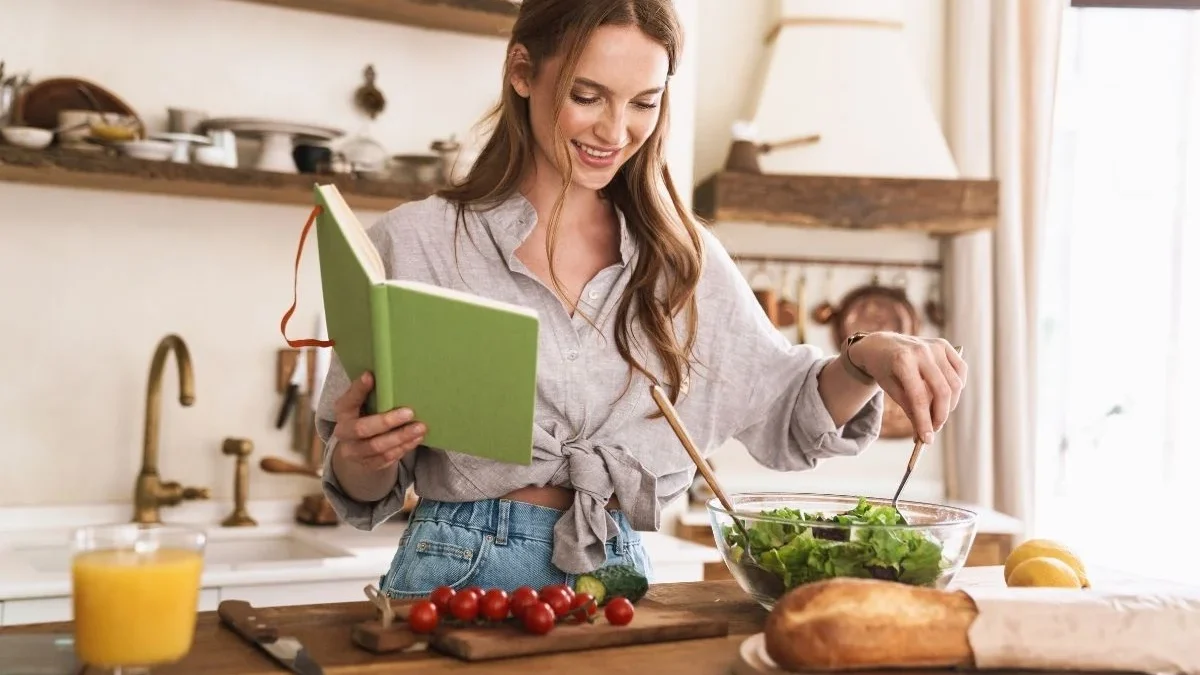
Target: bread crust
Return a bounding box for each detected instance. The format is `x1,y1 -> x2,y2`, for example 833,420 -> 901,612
763,578 -> 980,671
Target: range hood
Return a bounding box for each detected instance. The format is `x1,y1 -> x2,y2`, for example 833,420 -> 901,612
745,0 -> 959,179
693,0 -> 997,236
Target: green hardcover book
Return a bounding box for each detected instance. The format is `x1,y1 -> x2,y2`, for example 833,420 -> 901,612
311,183 -> 539,466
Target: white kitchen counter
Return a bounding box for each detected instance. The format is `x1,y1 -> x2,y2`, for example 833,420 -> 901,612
0,498 -> 720,626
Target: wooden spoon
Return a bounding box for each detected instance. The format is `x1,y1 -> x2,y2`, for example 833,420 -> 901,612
259,456 -> 321,479
649,384 -> 785,598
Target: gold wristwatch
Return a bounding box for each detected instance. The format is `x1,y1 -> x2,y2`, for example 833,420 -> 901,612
840,331 -> 875,385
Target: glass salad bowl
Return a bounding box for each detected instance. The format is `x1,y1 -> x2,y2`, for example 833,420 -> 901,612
707,492 -> 978,610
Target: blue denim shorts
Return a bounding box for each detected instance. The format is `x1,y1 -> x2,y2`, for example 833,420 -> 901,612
379,498 -> 653,598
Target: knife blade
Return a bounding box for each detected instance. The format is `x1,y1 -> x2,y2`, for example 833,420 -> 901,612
218,599 -> 323,675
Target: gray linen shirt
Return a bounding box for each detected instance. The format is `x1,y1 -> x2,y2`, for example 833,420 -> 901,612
315,191 -> 885,574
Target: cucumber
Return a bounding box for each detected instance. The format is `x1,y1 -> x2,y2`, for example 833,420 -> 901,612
574,564 -> 649,605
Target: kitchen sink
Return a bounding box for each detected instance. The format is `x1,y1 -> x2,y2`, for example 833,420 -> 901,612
5,525 -> 354,574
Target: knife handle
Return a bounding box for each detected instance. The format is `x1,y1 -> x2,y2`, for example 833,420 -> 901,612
219,599 -> 279,644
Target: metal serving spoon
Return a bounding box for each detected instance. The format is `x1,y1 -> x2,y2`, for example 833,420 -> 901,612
891,345 -> 965,521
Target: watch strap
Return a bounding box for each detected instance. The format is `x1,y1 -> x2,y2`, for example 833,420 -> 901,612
840,332 -> 875,385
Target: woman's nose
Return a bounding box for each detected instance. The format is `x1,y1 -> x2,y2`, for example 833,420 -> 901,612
594,108 -> 627,146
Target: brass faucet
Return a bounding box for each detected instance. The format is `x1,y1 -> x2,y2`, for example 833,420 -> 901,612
133,334 -> 210,524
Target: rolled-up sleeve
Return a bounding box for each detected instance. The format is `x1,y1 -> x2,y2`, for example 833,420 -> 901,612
698,229 -> 884,471
315,350 -> 416,530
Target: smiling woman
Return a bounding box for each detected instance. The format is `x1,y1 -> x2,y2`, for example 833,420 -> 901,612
314,0 -> 968,599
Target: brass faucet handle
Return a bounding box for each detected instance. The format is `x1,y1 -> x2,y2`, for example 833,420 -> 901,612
221,436 -> 257,527
222,437 -> 254,458
157,481 -> 210,505
183,486 -> 211,500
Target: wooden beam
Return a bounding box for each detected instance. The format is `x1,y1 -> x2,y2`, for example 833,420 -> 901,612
1070,0 -> 1200,8
0,146 -> 433,212
693,171 -> 999,236
232,0 -> 520,38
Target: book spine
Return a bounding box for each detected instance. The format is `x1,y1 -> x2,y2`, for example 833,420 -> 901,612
369,283 -> 395,414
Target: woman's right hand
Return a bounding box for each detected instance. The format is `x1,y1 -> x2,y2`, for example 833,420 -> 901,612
332,372 -> 426,471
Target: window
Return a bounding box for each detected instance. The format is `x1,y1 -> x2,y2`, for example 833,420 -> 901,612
1038,3 -> 1199,583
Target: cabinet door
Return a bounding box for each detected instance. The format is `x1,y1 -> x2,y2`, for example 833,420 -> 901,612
1,589 -> 220,626
218,579 -> 376,608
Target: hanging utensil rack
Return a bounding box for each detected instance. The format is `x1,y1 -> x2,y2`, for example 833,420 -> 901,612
731,253 -> 942,271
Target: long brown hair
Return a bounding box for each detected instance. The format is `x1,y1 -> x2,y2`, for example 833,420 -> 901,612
438,0 -> 704,409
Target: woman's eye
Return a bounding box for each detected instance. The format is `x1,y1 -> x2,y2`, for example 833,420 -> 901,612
570,94 -> 600,105
633,100 -> 660,111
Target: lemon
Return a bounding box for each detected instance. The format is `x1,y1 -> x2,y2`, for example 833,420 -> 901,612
1004,538 -> 1090,588
1006,556 -> 1082,588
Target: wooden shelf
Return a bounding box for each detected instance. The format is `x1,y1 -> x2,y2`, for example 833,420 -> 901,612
693,171 -> 999,236
232,0 -> 520,38
0,145 -> 434,212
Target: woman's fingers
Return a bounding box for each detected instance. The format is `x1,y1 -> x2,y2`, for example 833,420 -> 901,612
347,421 -> 427,470
363,433 -> 425,471
349,407 -> 415,441
935,350 -> 964,421
883,351 -> 935,444
334,371 -> 375,419
920,356 -> 954,433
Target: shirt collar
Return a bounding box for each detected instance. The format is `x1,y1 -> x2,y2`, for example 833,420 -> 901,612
479,191 -> 636,268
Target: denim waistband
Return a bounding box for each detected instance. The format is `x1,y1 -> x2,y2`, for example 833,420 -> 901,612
410,498 -> 640,549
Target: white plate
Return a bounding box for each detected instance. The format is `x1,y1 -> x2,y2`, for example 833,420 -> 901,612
197,117 -> 344,141
733,633 -> 790,675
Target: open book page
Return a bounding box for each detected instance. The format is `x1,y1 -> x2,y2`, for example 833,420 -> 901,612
315,184 -> 386,284
385,278 -> 540,318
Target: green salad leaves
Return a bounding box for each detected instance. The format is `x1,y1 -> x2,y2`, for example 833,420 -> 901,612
723,497 -> 947,591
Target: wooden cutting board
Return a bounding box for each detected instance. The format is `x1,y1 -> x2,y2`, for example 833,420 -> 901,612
426,599 -> 729,661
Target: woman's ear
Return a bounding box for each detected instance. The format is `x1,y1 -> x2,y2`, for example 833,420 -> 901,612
508,44 -> 533,98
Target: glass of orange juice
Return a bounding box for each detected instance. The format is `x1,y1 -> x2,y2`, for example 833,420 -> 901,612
70,524 -> 206,674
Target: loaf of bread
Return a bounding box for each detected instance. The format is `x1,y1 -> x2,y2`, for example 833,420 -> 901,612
763,577 -> 980,671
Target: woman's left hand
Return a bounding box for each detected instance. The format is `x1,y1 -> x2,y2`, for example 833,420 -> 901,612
847,332 -> 968,444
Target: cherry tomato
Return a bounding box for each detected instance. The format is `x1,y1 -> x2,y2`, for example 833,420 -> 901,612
462,586 -> 485,602
480,589 -> 511,621
565,592 -> 597,624
604,597 -> 635,626
429,586 -> 456,613
448,589 -> 480,622
543,583 -> 575,601
542,592 -> 570,618
521,601 -> 556,635
510,588 -> 539,620
538,586 -> 572,616
407,600 -> 439,634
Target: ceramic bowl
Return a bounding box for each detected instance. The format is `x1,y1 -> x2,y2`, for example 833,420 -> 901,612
117,139 -> 174,162
1,126 -> 54,150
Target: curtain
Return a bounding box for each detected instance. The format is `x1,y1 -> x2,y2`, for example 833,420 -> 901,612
940,0 -> 1069,529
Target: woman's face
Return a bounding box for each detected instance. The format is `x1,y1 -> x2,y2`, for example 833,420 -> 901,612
513,24 -> 670,192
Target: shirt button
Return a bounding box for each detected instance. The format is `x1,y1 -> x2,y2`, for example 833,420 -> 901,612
588,290 -> 599,300
565,349 -> 579,361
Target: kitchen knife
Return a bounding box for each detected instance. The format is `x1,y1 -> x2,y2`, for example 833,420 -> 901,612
218,599 -> 323,675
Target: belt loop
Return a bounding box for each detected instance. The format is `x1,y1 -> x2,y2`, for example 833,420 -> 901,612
610,509 -> 624,555
494,499 -> 511,546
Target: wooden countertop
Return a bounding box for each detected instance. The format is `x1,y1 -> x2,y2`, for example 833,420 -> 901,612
3,567 -> 1193,674
3,580 -> 764,674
